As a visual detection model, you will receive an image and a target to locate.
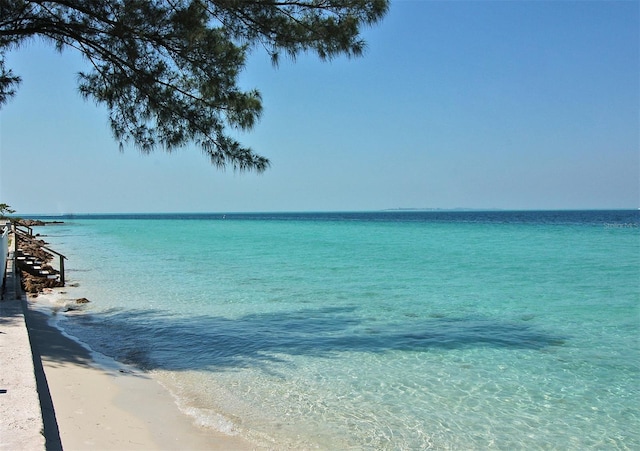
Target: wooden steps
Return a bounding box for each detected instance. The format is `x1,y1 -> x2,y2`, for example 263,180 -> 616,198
15,250 -> 61,283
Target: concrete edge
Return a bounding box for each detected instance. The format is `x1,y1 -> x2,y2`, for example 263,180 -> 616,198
0,244 -> 47,450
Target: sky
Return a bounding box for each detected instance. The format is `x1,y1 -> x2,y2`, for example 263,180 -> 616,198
1,0 -> 638,214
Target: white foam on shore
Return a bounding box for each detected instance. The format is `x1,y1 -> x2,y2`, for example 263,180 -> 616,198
178,404 -> 238,435
27,288 -> 138,375
26,286 -> 260,446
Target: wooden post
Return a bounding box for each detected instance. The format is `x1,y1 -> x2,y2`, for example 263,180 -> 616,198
59,255 -> 65,286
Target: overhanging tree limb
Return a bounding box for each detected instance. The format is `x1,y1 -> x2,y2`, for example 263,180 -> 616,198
0,0 -> 389,171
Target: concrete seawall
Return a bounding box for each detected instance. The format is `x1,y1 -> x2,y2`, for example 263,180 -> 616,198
0,240 -> 47,450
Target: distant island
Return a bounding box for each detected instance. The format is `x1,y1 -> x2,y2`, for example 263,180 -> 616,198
383,208 -> 504,212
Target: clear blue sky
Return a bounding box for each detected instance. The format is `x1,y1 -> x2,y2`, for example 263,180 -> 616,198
1,1 -> 638,214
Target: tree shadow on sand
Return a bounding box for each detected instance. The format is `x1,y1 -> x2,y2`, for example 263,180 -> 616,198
52,306 -> 567,373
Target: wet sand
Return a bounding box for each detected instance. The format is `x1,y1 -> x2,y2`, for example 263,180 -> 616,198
25,303 -> 256,450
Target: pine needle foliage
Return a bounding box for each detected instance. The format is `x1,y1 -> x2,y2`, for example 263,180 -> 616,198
0,0 -> 388,171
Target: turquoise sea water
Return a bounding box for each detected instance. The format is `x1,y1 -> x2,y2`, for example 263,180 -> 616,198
34,211 -> 639,449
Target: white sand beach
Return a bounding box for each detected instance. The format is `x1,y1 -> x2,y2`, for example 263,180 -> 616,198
25,295 -> 256,451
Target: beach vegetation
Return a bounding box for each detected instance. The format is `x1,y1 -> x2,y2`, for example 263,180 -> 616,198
0,0 -> 389,171
0,203 -> 16,220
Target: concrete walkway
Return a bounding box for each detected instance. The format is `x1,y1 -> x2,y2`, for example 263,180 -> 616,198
0,247 -> 46,450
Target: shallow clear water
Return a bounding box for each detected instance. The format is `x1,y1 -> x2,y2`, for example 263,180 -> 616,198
37,211 -> 639,449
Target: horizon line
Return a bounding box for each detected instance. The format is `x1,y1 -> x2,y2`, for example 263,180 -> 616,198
11,207 -> 640,217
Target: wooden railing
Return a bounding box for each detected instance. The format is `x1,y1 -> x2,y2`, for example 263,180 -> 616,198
15,223 -> 33,237
13,225 -> 67,286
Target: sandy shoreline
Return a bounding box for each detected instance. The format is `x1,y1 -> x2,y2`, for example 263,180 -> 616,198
24,296 -> 257,450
